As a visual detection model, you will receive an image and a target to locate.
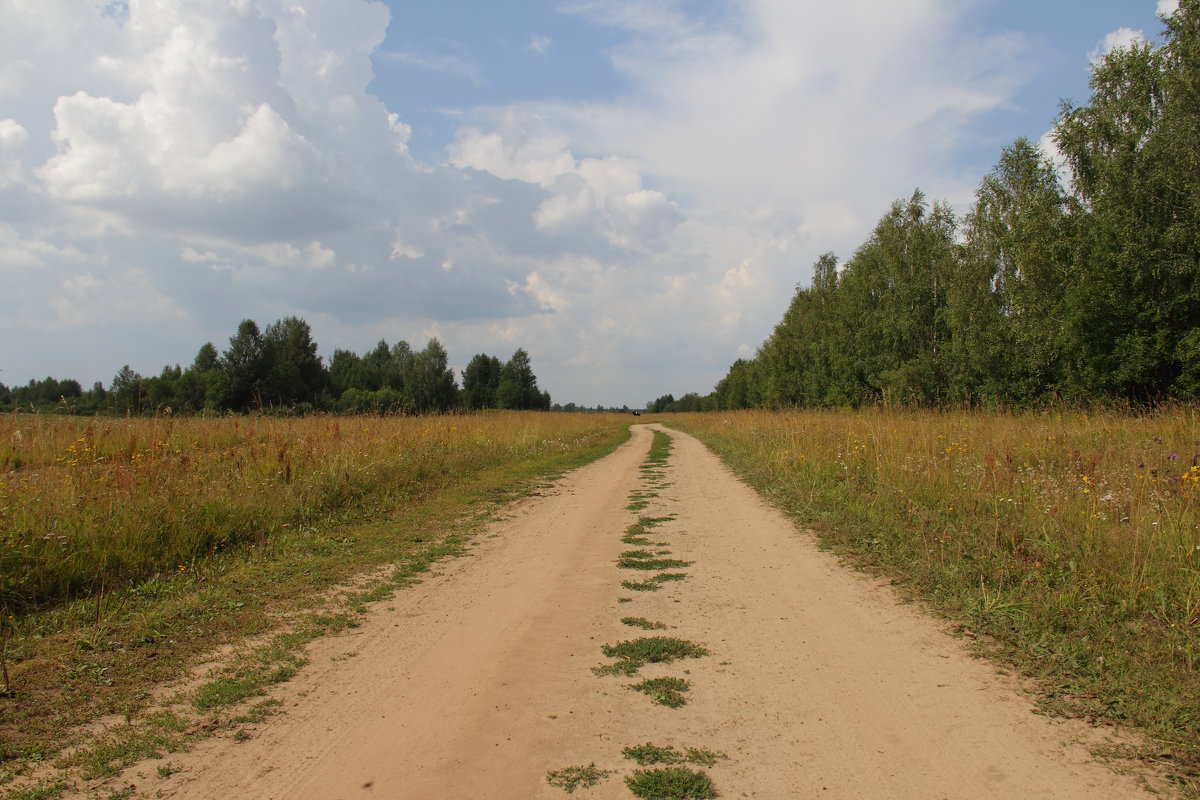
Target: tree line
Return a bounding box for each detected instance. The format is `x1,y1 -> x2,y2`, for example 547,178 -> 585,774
0,318 -> 551,415
671,3 -> 1200,411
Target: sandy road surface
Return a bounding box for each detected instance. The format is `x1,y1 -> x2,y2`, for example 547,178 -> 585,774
110,424 -> 1151,799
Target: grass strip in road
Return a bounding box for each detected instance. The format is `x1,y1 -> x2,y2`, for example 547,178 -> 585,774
622,744 -> 727,767
546,763 -> 614,793
621,579 -> 663,592
617,556 -> 692,571
621,617 -> 668,630
626,767 -> 715,799
594,637 -> 709,677
629,677 -> 690,708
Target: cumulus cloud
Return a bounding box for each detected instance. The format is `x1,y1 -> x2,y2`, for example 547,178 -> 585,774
445,0 -> 1031,397
1089,27 -> 1146,64
0,119 -> 29,187
1159,0 -> 1181,18
1,0 -> 1039,405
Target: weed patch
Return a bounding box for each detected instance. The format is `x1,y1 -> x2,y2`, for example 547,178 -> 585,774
546,763 -> 613,793
629,677 -> 690,708
621,580 -> 662,592
617,556 -> 691,571
622,744 -> 727,767
594,637 -> 709,676
625,766 -> 715,799
620,617 -> 667,630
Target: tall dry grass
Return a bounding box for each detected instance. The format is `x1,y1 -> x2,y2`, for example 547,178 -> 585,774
669,408 -> 1200,771
1,412 -> 624,613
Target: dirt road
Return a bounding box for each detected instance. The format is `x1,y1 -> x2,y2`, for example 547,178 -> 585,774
119,424 -> 1151,798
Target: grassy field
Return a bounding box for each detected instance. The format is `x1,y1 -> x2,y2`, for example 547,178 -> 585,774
666,408 -> 1200,789
0,411 -> 630,794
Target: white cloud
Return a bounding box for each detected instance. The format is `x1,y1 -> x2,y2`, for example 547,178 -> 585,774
0,0 -> 1043,406
1090,27 -> 1146,64
451,117 -> 679,252
0,118 -> 29,187
247,240 -> 337,271
49,267 -> 187,328
1159,0 -> 1181,18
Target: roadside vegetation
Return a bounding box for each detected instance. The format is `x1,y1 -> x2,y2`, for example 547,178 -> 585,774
0,412 -> 630,795
667,408 -> 1200,788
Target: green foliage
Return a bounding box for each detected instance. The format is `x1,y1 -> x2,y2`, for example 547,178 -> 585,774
5,316 -> 560,417
629,676 -> 690,707
617,556 -> 691,571
622,744 -> 727,767
497,348 -> 551,410
624,767 -> 715,799
546,763 -> 613,793
403,338 -> 458,413
594,637 -> 709,676
261,317 -> 327,408
462,354 -> 503,410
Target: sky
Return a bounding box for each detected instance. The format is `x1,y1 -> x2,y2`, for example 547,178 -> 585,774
0,0 -> 1181,408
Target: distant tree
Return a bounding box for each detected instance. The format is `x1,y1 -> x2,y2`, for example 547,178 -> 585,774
403,338 -> 458,413
193,342 -> 220,373
497,349 -> 547,410
144,365 -> 182,410
647,394 -> 675,413
713,360 -> 757,410
329,349 -> 367,396
110,365 -> 146,415
222,320 -> 267,410
261,316 -> 327,408
462,354 -> 503,410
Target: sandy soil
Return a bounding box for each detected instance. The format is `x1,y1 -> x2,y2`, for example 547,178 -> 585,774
96,424 -> 1153,799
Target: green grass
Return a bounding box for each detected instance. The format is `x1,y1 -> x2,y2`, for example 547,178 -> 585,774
629,677 -> 690,708
621,579 -> 663,592
622,516 -> 675,545
617,556 -> 692,571
546,763 -> 613,793
625,767 -> 715,799
622,744 -> 727,767
594,637 -> 710,676
59,711 -> 190,780
621,617 -> 668,630
9,781 -> 71,800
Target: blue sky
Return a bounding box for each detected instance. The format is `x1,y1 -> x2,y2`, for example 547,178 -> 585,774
0,0 -> 1178,406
